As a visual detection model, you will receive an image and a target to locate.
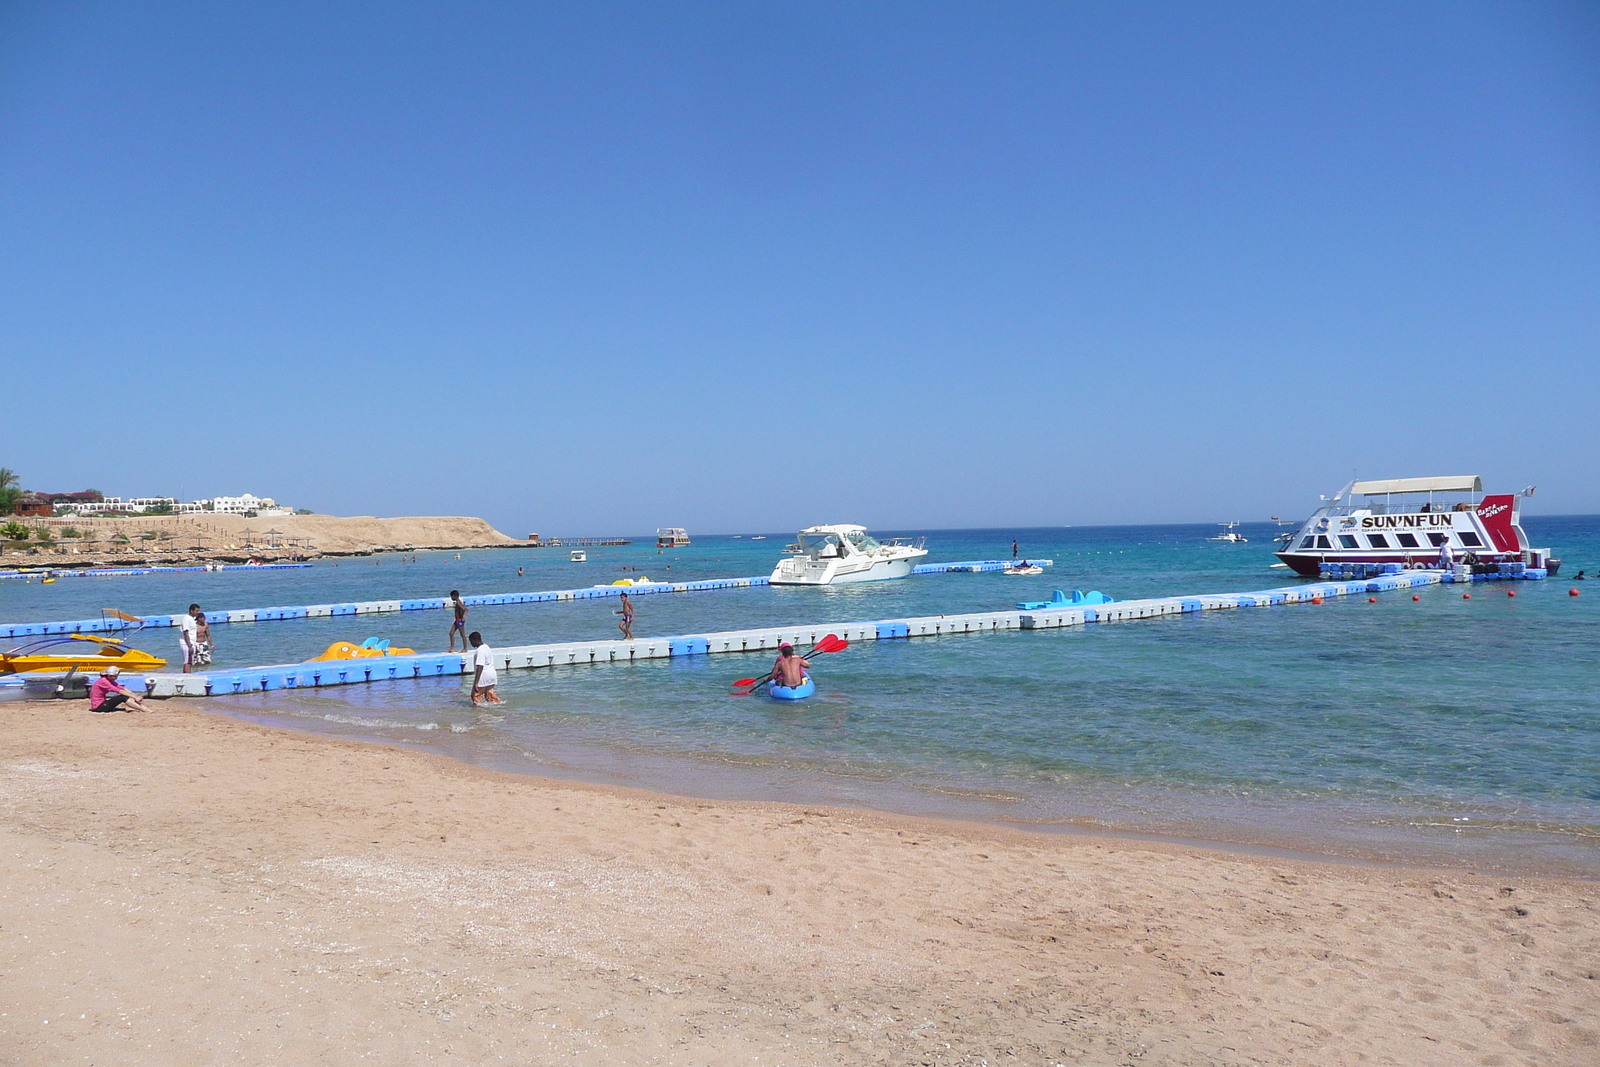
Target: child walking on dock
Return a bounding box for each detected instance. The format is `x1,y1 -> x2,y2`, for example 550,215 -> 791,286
448,591 -> 468,651
617,592 -> 635,640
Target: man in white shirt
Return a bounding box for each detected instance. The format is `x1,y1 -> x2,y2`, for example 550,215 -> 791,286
177,603 -> 202,673
467,631 -> 503,705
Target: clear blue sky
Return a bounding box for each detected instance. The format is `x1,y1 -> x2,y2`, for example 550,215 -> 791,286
2,2 -> 1596,536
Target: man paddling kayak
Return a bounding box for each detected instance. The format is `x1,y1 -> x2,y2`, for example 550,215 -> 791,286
770,643 -> 810,688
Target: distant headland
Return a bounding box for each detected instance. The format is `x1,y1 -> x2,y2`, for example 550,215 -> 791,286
0,469 -> 524,566
1,512 -> 521,568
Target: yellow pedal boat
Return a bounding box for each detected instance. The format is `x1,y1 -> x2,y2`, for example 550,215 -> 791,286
1,634 -> 168,675
308,638 -> 417,661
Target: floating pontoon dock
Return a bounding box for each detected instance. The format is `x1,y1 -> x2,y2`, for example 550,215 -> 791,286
114,567 -> 1468,699
0,560 -> 1046,640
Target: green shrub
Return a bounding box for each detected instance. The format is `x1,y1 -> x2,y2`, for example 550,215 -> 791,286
0,521 -> 28,540
60,526 -> 83,538
32,526 -> 52,543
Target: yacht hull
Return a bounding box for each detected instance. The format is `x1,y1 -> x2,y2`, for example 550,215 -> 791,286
769,554 -> 922,586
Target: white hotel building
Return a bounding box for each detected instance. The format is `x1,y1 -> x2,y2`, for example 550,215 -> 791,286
183,494 -> 291,516
62,493 -> 293,516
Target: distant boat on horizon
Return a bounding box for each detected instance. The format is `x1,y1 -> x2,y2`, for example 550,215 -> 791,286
1208,522 -> 1249,544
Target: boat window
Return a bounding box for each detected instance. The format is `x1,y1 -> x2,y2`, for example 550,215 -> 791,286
1366,534 -> 1389,548
796,532 -> 842,554
1457,532 -> 1484,548
1428,532 -> 1449,547
1396,533 -> 1420,548
1298,536 -> 1316,550
1338,535 -> 1358,549
844,531 -> 882,552
1315,535 -> 1332,549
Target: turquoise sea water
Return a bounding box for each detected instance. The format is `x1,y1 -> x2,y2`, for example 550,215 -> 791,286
7,518 -> 1598,876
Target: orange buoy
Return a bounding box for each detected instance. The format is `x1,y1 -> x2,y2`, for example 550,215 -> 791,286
1311,596 -> 1322,605
1571,588 -> 1581,597
1507,590 -> 1516,597
1412,595 -> 1420,601
1368,597 -> 1376,603
1463,593 -> 1471,599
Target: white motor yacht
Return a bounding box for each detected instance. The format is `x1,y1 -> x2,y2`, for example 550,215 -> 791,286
1208,522 -> 1249,543
769,525 -> 928,586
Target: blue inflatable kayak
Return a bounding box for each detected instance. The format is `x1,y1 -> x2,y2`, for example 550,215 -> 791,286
768,675 -> 815,701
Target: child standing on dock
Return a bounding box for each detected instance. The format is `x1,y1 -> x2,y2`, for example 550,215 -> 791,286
467,631 -> 502,705
448,590 -> 468,651
617,592 -> 635,640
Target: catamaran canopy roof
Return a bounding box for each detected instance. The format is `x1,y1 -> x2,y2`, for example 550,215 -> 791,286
798,524 -> 868,536
1352,476 -> 1481,496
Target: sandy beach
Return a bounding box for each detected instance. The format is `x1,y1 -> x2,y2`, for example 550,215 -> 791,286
2,700 -> 1595,1066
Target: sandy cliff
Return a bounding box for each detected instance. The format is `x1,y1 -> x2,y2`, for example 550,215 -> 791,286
8,513 -> 523,564
202,513 -> 522,554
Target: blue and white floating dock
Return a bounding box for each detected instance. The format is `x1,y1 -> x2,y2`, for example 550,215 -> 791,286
0,560 -> 1046,640
116,567 -> 1451,699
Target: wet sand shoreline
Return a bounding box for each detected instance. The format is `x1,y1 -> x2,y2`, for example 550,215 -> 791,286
219,690 -> 1600,883
3,699 -> 1596,1065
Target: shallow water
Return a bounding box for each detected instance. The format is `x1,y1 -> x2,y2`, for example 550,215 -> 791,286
7,519 -> 1598,875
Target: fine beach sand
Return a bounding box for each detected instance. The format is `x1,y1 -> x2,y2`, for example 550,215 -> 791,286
2,701 -> 1595,1066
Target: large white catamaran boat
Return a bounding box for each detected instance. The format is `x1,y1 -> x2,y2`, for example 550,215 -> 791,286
1275,476 -> 1560,577
769,525 -> 929,586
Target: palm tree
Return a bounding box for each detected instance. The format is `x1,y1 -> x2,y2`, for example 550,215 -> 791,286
0,469 -> 19,517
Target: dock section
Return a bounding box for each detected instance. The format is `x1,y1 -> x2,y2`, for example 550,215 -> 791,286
127,568 -> 1443,699
0,560 -> 1045,640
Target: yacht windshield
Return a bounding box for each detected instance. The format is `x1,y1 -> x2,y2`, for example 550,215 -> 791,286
797,531 -> 843,554
844,530 -> 881,552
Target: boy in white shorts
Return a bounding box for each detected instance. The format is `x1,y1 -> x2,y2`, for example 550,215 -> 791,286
467,631 -> 503,705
